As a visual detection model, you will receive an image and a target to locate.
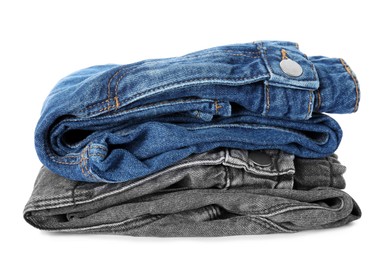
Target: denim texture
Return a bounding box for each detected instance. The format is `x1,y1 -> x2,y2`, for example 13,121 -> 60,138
24,149 -> 360,236
34,41 -> 360,182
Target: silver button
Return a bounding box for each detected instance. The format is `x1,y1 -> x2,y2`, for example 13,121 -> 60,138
248,150 -> 272,167
280,58 -> 303,77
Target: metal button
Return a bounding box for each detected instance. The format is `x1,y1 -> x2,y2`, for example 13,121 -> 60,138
248,150 -> 272,167
280,58 -> 303,77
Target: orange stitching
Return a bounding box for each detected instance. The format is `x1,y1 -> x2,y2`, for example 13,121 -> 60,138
85,99 -> 110,110
214,100 -> 223,113
108,69 -> 123,100
281,49 -> 288,60
114,96 -> 120,109
114,72 -> 126,107
340,58 -> 359,112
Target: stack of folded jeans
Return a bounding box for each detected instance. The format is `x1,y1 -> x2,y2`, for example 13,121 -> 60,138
24,41 -> 361,236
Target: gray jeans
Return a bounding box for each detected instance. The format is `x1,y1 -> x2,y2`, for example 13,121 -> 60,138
23,149 -> 360,236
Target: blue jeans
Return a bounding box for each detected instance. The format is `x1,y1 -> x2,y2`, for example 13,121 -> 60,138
35,41 -> 360,182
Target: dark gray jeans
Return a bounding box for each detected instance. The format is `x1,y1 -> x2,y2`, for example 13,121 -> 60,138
23,149 -> 361,236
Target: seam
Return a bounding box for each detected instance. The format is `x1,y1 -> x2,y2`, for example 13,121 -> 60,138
89,144 -> 108,150
110,98 -> 218,120
114,96 -> 120,109
85,48 -> 262,114
119,76 -> 264,105
72,182 -> 80,205
223,159 -> 294,176
265,82 -> 270,115
315,89 -> 321,112
89,153 -> 105,158
326,156 -> 333,187
79,147 -> 89,179
226,53 -> 261,59
248,216 -> 293,233
38,158 -> 228,208
85,100 -> 111,110
57,215 -> 165,233
214,100 -> 222,114
78,145 -> 99,181
224,50 -> 260,55
28,195 -> 75,203
183,50 -> 256,60
306,90 -> 313,119
82,75 -> 266,117
309,60 -> 318,81
49,159 -> 80,165
281,49 -> 288,60
224,165 -> 231,189
340,58 -> 359,112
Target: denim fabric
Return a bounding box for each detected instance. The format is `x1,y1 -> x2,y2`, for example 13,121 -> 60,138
23,149 -> 360,236
34,41 -> 360,182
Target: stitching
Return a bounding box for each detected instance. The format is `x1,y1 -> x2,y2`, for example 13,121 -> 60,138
307,90 -> 313,119
309,60 -> 317,81
249,216 -> 293,233
83,75 -> 265,116
89,144 -> 108,151
85,100 -> 111,110
183,50 -> 256,60
72,182 -> 80,205
226,53 -> 261,59
214,100 -> 222,114
113,98 -> 216,118
265,82 -> 270,114
117,76 -> 264,106
85,145 -> 100,181
316,89 -> 322,112
326,156 -> 333,187
60,155 -> 79,158
340,58 -> 359,112
224,165 -> 231,189
224,50 -> 260,55
247,216 -> 285,233
108,68 -> 124,101
89,153 -> 106,158
103,48 -> 262,114
79,147 -> 88,179
48,153 -> 80,165
78,146 -> 99,181
281,49 -> 288,60
114,96 -> 120,110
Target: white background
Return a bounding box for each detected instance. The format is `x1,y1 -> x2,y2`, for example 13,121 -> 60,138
1,0 -> 388,259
